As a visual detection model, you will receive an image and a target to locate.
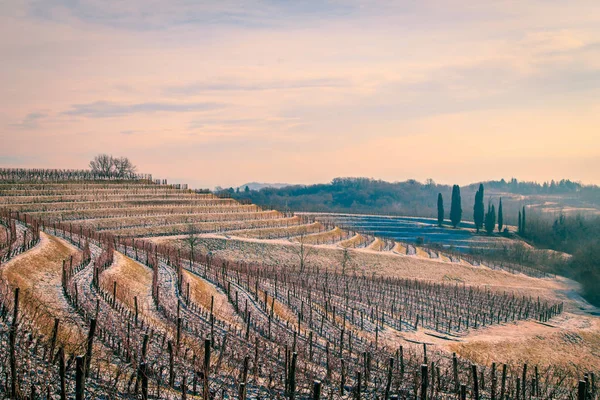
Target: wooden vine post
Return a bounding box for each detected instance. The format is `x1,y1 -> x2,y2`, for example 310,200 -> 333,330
385,357 -> 394,399
9,287 -> 20,398
420,364 -> 428,400
58,347 -> 66,400
75,356 -> 85,400
313,380 -> 322,400
289,352 -> 298,400
84,318 -> 97,378
203,338 -> 211,399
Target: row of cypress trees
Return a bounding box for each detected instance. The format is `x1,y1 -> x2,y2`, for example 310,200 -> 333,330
474,184 -> 505,234
437,185 -> 464,228
437,184 -> 513,234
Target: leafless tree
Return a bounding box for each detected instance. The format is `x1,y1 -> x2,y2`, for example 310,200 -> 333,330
89,154 -> 115,176
113,157 -> 137,178
292,233 -> 316,273
89,154 -> 137,178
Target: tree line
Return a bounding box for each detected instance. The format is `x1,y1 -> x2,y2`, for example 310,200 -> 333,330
229,177 -> 599,223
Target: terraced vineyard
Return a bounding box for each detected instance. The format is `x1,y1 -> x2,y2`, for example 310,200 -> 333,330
303,214 -> 516,252
0,169 -> 597,399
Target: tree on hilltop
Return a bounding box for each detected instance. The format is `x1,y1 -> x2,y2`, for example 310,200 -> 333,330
473,183 -> 485,233
89,154 -> 114,176
437,193 -> 444,227
89,154 -> 137,178
113,156 -> 137,178
450,185 -> 462,228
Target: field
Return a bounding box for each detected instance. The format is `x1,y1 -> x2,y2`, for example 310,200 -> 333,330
0,169 -> 598,399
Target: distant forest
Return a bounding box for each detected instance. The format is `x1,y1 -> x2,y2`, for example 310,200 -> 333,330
468,212 -> 600,307
225,177 -> 599,223
525,214 -> 600,306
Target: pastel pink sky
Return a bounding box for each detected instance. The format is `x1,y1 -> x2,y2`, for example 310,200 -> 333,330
1,0 -> 600,188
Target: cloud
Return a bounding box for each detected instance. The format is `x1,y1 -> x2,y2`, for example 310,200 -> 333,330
10,112 -> 47,129
63,101 -> 225,118
0,155 -> 36,164
187,115 -> 305,133
520,30 -> 587,55
188,118 -> 260,130
165,78 -> 351,96
28,0 -> 354,30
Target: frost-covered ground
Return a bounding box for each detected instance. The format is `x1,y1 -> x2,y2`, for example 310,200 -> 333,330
302,213 -> 517,252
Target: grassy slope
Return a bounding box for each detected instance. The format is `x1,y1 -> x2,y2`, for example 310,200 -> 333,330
1,232 -> 85,352
100,251 -> 167,330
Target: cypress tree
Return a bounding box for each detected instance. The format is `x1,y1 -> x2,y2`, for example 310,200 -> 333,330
450,185 -> 462,228
518,210 -> 522,234
497,198 -> 503,232
437,193 -> 444,227
485,203 -> 496,234
473,184 -> 485,233
522,206 -> 526,235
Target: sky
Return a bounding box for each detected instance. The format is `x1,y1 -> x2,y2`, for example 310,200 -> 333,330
1,0 -> 600,189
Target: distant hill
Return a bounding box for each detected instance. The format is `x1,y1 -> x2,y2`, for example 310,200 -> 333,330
228,177 -> 600,223
236,182 -> 292,191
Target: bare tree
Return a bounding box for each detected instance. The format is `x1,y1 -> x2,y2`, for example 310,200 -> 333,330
292,233 -> 316,273
89,154 -> 137,178
183,227 -> 201,267
113,157 -> 137,178
89,154 -> 115,176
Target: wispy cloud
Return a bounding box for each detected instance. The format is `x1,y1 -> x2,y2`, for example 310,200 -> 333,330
519,30 -> 587,55
0,155 -> 36,164
28,0 -> 354,30
10,112 -> 47,129
63,101 -> 225,118
188,116 -> 303,132
165,78 -> 351,96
